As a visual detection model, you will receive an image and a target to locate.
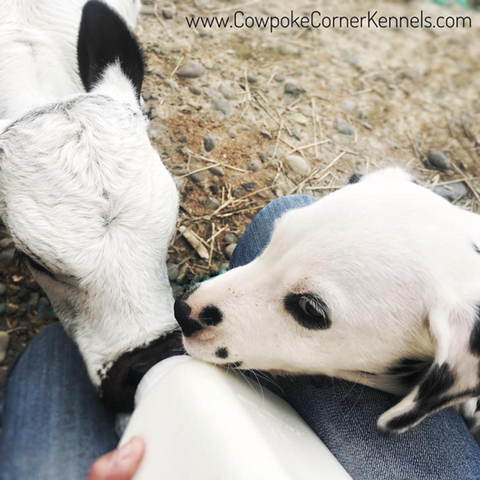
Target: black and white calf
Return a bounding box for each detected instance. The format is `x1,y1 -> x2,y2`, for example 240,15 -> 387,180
0,1 -> 181,410
175,168 -> 480,436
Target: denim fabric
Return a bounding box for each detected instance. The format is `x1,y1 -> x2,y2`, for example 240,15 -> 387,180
229,194 -> 480,480
1,194 -> 479,479
0,323 -> 118,480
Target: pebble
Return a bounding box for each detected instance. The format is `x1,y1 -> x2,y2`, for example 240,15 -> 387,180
205,197 -> 220,210
210,97 -> 231,119
233,187 -> 247,198
434,183 -> 467,203
190,172 -> 206,183
225,243 -> 237,259
212,63 -> 222,71
0,248 -> 15,266
285,155 -> 310,176
176,60 -> 205,79
167,264 -> 179,282
219,84 -> 236,100
427,150 -> 451,171
209,166 -> 224,176
242,182 -> 256,191
260,129 -> 272,139
223,233 -> 239,244
273,73 -> 285,82
161,7 -> 174,19
341,100 -> 356,112
189,85 -> 201,95
202,87 -> 216,99
273,187 -> 285,198
357,109 -> 369,120
164,78 -> 178,89
171,285 -> 184,298
334,118 -> 355,135
209,184 -> 219,194
284,82 -> 306,97
0,331 -> 9,364
247,74 -> 258,84
0,283 -> 6,296
203,134 -> 215,152
248,159 -> 262,172
179,135 -> 188,144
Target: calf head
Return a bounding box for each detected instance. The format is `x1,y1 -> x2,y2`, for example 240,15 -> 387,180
176,168 -> 480,434
0,1 -> 180,411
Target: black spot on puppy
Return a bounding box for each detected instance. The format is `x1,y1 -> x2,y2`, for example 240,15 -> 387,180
416,363 -> 455,401
387,357 -> 433,391
215,347 -> 229,359
380,411 -> 421,436
199,305 -> 223,326
348,173 -> 363,184
473,243 -> 480,256
470,305 -> 480,357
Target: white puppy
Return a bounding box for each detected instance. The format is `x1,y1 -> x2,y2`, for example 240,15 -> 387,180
0,0 -> 180,411
175,168 -> 480,436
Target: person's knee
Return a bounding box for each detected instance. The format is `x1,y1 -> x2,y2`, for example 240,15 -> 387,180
257,194 -> 317,221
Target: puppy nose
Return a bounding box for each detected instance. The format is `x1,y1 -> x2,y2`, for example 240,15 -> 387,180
174,295 -> 203,337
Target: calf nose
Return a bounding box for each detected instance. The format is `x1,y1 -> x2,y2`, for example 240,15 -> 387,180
174,295 -> 203,337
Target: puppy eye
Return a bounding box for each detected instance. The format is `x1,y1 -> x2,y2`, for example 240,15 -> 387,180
284,293 -> 331,330
298,296 -> 323,318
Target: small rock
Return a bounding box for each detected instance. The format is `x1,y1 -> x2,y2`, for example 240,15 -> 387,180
434,183 -> 467,203
273,187 -> 284,198
0,284 -> 6,296
285,155 -> 310,176
427,150 -> 451,171
259,153 -> 266,163
209,184 -> 219,194
212,63 -> 222,71
248,159 -> 262,172
346,56 -> 359,66
225,243 -> 237,259
179,135 -> 188,144
341,100 -> 356,112
223,233 -> 239,244
167,264 -> 179,282
219,84 -> 236,100
247,74 -> 258,84
205,197 -> 220,210
242,182 -> 256,191
176,60 -> 205,79
148,106 -> 158,119
0,331 -> 9,364
148,123 -> 166,141
190,172 -> 206,183
334,118 -> 355,135
161,7 -> 174,19
203,134 -> 215,152
232,187 -> 247,198
171,285 -> 184,298
202,87 -> 216,99
164,78 -> 178,89
260,129 -> 272,139
210,97 -> 231,119
0,248 -> 15,266
209,166 -> 224,176
284,82 -> 306,97
274,73 -> 285,82
189,85 -> 201,95
357,109 -> 369,120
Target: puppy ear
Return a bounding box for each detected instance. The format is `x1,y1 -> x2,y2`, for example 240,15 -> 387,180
77,0 -> 144,103
378,303 -> 480,436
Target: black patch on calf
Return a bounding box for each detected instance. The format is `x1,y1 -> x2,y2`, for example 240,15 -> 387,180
199,305 -> 223,326
387,357 -> 434,391
470,305 -> 480,357
100,329 -> 184,412
348,173 -> 363,184
215,347 -> 229,359
77,1 -> 145,99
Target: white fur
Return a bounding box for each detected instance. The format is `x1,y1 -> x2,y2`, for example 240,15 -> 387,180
183,168 -> 480,434
0,0 -> 180,387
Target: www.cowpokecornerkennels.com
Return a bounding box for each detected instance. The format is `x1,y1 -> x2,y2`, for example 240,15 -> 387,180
186,10 -> 472,32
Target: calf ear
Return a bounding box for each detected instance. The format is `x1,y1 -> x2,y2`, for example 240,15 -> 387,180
77,0 -> 144,101
377,304 -> 480,436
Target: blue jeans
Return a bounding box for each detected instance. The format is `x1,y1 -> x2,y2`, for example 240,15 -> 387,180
1,195 -> 479,479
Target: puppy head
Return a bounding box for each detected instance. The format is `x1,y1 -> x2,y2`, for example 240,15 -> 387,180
176,167 -> 480,434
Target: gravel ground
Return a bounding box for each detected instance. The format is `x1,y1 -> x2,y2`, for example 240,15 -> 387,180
1,0 -> 479,388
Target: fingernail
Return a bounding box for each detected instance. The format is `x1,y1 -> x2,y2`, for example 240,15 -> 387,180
115,440 -> 134,462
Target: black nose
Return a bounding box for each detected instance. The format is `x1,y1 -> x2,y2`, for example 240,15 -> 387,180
199,305 -> 223,326
174,295 -> 203,337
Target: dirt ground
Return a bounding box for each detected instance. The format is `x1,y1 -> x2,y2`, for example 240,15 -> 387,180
0,0 -> 479,388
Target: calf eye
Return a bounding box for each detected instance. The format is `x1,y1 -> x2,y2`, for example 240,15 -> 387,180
284,293 -> 331,330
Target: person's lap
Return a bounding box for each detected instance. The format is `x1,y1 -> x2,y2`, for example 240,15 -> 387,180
1,194 -> 479,479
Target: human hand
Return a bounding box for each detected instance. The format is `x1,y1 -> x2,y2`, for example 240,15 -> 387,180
88,436 -> 145,480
